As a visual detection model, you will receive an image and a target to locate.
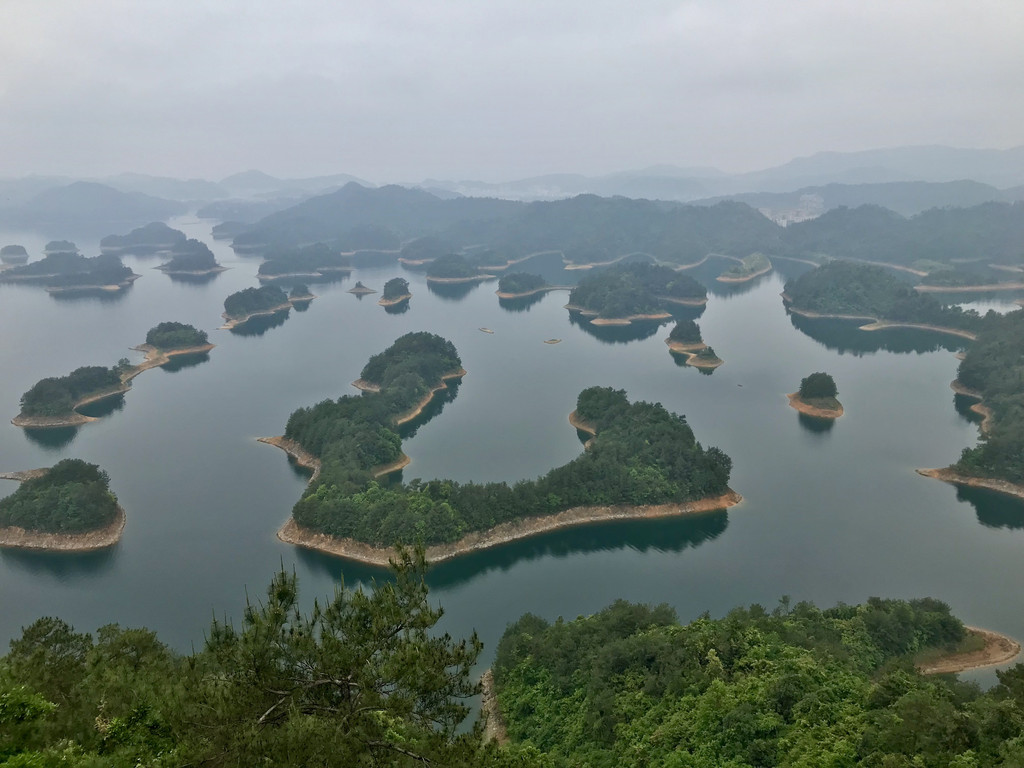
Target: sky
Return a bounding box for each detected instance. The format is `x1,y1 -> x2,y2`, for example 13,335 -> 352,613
0,0 -> 1021,183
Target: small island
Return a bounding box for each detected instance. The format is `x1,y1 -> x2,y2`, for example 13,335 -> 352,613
0,252 -> 139,293
664,319 -> 724,368
347,280 -> 377,295
0,458 -> 125,550
788,371 -> 843,419
44,240 -> 78,255
221,285 -> 293,328
378,276 -> 412,306
13,323 -> 214,428
496,272 -> 556,299
0,244 -> 29,264
289,284 -> 315,305
567,262 -> 707,325
257,243 -> 352,282
425,254 -> 494,284
156,238 -> 226,275
717,252 -> 772,283
101,222 -> 187,255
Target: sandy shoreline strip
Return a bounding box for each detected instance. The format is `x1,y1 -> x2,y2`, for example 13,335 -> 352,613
665,339 -> 724,369
393,369 -> 467,425
219,302 -> 294,329
918,627 -> 1021,674
787,392 -> 843,419
277,489 -> 743,567
564,304 -> 674,325
0,505 -> 126,552
915,282 -> 1024,293
951,380 -> 994,433
425,274 -> 495,284
257,436 -> 322,482
916,467 -> 1024,502
495,286 -> 570,299
716,265 -> 772,284
378,293 -> 412,306
782,296 -> 977,341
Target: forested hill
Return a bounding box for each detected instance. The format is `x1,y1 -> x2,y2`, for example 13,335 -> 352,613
494,596 -> 1024,767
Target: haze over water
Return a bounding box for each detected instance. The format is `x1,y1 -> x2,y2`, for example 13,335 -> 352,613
1,217 -> 1022,687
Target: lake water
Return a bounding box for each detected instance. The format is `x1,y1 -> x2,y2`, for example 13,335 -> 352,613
2,219 -> 1023,688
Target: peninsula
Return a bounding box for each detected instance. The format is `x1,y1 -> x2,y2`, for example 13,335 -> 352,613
0,458 -> 125,551
270,340 -> 737,564
425,253 -> 495,284
787,372 -> 843,419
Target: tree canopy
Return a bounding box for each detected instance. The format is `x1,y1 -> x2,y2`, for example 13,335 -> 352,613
19,365 -> 123,417
0,459 -> 119,533
568,262 -> 706,319
799,372 -> 838,400
223,285 -> 289,319
145,322 -> 208,350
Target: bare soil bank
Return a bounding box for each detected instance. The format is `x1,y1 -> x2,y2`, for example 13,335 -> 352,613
716,265 -> 772,284
787,392 -> 843,419
480,670 -> 509,745
377,293 -> 411,306
951,380 -> 994,434
0,505 -> 125,552
425,274 -> 495,284
277,490 -> 743,567
495,286 -> 570,299
916,468 -> 1024,502
257,436 -> 409,481
219,302 -> 294,329
918,627 -> 1021,674
564,304 -> 673,325
666,340 -> 724,369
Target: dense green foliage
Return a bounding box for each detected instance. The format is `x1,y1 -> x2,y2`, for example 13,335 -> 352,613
493,596 -> 1024,768
1,252 -> 134,288
382,276 -> 410,300
799,371 -> 838,399
145,322 -> 208,350
955,309 -> 1024,483
784,261 -> 983,331
289,283 -> 313,299
287,348 -> 731,545
498,272 -> 549,294
569,262 -> 706,319
20,366 -> 123,417
223,285 -> 289,319
668,319 -> 703,345
721,251 -> 771,278
158,238 -> 220,272
0,552 -> 518,767
43,240 -> 76,253
100,222 -> 186,253
0,459 -> 119,533
426,253 -> 486,279
257,243 -> 350,277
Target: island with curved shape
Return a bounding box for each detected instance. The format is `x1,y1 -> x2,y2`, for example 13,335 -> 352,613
0,458 -> 125,551
101,222 -> 187,255
424,253 -> 495,284
156,238 -> 226,275
265,335 -> 737,566
566,262 -> 707,326
496,272 -> 567,299
788,371 -> 843,419
12,323 -> 214,429
220,285 -> 294,329
664,319 -> 724,368
378,276 -> 412,306
716,252 -> 772,283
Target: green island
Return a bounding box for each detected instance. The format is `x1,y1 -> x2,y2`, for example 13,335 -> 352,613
496,272 -> 555,299
156,238 -> 225,275
43,239 -> 77,254
717,251 -> 772,282
0,244 -> 29,264
265,333 -> 736,565
256,243 -> 352,281
665,319 -> 723,369
789,371 -> 843,418
0,252 -> 138,293
567,262 -> 707,325
490,595 -> 1023,767
12,323 -> 214,428
347,280 -> 376,295
425,253 -> 494,283
100,222 -> 187,255
920,309 -> 1024,499
379,276 -> 412,305
221,284 -> 293,328
0,458 -> 125,550
783,260 -> 983,339
0,553 -> 1019,766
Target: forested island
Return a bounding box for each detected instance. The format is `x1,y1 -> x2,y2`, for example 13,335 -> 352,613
0,251 -> 138,293
920,309 -> 1024,498
100,221 -> 187,255
268,336 -> 735,563
43,240 -> 77,254
379,276 -> 411,305
0,458 -> 125,549
665,319 -> 723,368
221,285 -> 292,327
496,272 -> 553,298
156,238 -> 225,275
717,251 -> 772,282
783,261 -> 983,339
13,323 -> 213,427
567,262 -> 707,324
425,253 -> 494,283
0,244 -> 29,264
257,243 -> 351,281
491,596 -> 1024,767
788,371 -> 843,418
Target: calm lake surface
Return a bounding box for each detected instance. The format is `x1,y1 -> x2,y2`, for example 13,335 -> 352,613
2,219 -> 1023,687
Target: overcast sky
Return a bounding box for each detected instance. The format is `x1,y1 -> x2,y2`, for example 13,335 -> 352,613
1,0 -> 1021,182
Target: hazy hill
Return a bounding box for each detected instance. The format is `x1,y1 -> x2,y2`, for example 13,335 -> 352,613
102,173 -> 228,201
1,181 -> 187,229
219,170 -> 373,199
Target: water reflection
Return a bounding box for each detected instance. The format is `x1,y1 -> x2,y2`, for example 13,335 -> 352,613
498,294 -> 546,313
159,352 -> 211,373
228,308 -> 291,336
165,271 -> 222,286
77,392 -> 127,419
397,379 -> 461,440
953,393 -> 985,428
955,486 -> 1024,530
22,427 -> 79,450
383,299 -> 410,315
48,286 -> 132,304
797,412 -> 836,434
426,281 -> 485,301
350,250 -> 400,268
788,314 -> 967,356
1,545 -> 118,581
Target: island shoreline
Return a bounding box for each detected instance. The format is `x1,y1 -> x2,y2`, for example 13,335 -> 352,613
918,627 -> 1021,674
787,392 -> 843,419
0,505 -> 126,552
